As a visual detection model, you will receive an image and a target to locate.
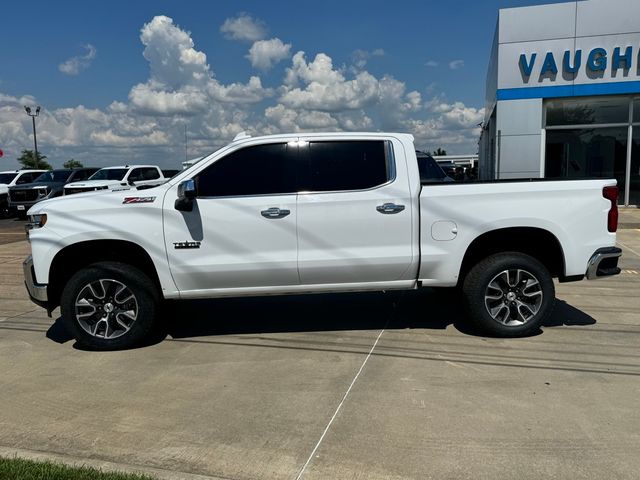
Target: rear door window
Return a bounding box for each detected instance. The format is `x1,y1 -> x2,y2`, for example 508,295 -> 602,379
300,141 -> 391,192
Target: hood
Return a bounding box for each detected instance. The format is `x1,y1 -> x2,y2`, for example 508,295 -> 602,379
10,181 -> 65,190
28,183 -> 168,216
65,179 -> 128,188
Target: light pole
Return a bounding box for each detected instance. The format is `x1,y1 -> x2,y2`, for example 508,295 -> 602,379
24,106 -> 41,169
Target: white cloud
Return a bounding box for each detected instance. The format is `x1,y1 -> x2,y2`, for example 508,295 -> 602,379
128,16 -> 272,116
280,52 -> 380,111
220,13 -> 267,42
90,129 -> 168,146
0,16 -> 483,169
246,38 -> 291,70
59,44 -> 97,75
449,60 -> 464,70
425,60 -> 438,68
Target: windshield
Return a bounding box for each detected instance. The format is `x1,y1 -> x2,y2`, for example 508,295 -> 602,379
33,170 -> 73,183
0,173 -> 18,184
89,168 -> 128,181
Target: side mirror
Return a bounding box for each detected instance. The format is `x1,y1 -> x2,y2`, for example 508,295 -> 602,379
175,179 -> 196,212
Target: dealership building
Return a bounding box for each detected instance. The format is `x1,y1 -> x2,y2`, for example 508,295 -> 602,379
479,0 -> 640,206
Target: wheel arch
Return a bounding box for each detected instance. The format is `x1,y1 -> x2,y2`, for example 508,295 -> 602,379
458,227 -> 567,286
48,239 -> 162,310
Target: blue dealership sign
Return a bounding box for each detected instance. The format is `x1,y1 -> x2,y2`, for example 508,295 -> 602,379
519,46 -> 635,83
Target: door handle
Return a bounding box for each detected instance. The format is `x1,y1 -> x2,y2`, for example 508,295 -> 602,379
376,203 -> 405,215
261,207 -> 291,219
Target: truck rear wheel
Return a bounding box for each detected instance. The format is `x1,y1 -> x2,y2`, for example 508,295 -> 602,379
462,253 -> 555,337
60,262 -> 159,350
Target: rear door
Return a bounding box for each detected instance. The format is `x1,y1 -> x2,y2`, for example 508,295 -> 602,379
296,138 -> 414,286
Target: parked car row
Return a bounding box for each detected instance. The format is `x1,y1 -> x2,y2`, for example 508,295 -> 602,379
0,165 -> 171,218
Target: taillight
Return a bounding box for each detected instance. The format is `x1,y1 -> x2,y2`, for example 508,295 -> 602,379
602,186 -> 618,233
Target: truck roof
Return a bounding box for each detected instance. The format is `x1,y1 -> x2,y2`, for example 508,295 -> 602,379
98,165 -> 160,170
230,132 -> 415,145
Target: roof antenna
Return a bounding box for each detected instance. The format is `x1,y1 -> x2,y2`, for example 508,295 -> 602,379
233,131 -> 251,141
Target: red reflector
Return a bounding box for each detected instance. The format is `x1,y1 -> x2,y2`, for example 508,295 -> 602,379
603,186 -> 619,233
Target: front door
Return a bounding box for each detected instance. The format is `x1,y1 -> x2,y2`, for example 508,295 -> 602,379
163,141 -> 300,293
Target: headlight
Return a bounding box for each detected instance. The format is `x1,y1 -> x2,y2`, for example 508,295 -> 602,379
25,213 -> 47,241
26,213 -> 47,230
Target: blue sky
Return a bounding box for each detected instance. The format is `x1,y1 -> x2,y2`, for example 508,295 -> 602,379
0,0 -> 568,168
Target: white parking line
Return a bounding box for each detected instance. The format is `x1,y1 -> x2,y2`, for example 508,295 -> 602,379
294,326 -> 386,480
618,240 -> 640,258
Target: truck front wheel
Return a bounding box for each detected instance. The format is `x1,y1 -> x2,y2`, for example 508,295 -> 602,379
462,253 -> 555,337
60,262 -> 159,350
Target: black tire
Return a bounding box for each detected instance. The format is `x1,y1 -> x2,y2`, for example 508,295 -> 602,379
60,262 -> 159,350
462,252 -> 555,337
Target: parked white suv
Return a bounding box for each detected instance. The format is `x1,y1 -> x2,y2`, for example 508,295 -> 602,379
0,169 -> 47,216
23,132 -> 622,350
63,165 -> 166,195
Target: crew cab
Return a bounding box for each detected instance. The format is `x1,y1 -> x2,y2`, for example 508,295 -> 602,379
0,169 -> 47,216
23,133 -> 622,350
63,165 -> 166,195
8,168 -> 98,218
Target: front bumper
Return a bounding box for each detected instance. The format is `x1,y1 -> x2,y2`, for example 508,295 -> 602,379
586,247 -> 622,280
23,255 -> 49,310
9,199 -> 40,215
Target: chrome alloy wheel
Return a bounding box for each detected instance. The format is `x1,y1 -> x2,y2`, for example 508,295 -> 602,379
74,279 -> 138,339
484,269 -> 543,326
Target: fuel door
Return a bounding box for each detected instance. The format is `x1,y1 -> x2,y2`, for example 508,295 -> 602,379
431,221 -> 458,241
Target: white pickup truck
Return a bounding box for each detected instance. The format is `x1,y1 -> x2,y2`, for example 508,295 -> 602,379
23,132 -> 622,350
63,165 -> 166,195
0,169 -> 47,215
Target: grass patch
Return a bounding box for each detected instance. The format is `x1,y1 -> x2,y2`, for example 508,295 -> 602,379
0,456 -> 155,480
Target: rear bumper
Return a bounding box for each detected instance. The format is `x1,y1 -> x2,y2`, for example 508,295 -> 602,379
586,247 -> 622,280
23,255 -> 49,309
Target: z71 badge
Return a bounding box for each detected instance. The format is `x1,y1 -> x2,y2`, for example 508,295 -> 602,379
174,241 -> 201,249
123,196 -> 156,204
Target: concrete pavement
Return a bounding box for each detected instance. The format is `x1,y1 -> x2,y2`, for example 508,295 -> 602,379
620,207 -> 640,229
0,232 -> 639,479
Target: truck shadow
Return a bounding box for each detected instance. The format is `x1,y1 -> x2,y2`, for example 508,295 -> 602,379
46,289 -> 597,349
163,290 -> 595,340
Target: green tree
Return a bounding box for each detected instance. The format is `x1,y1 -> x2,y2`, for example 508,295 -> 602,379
431,148 -> 448,156
17,149 -> 52,170
63,159 -> 84,169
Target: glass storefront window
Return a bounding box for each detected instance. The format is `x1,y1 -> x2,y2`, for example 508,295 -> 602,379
631,128 -> 640,205
546,97 -> 629,126
545,127 -> 627,203
634,99 -> 640,123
